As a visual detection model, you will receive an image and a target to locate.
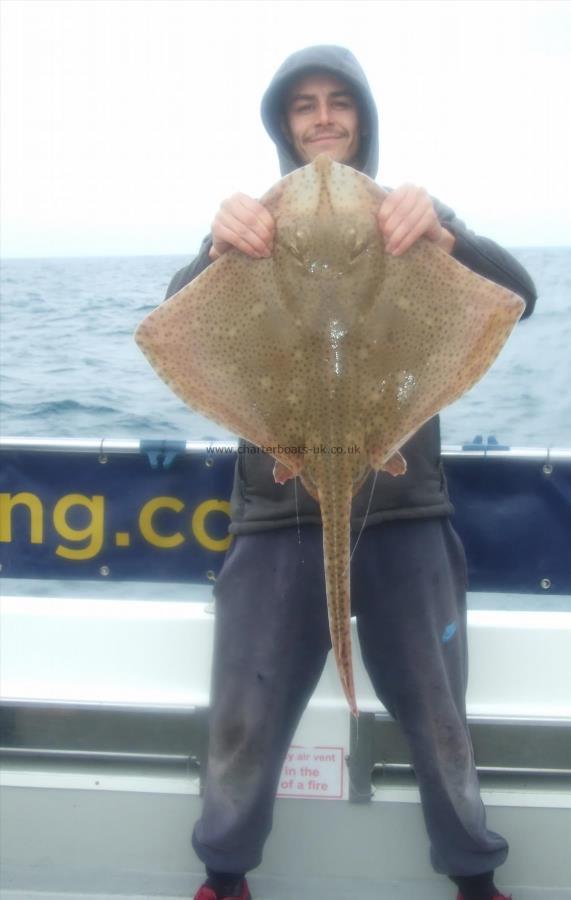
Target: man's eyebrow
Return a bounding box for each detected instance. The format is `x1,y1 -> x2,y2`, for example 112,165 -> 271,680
288,90 -> 355,104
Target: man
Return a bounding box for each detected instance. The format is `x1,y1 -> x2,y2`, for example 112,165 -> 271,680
166,46 -> 537,900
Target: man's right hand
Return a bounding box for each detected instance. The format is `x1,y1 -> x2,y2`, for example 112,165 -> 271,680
209,193 -> 275,261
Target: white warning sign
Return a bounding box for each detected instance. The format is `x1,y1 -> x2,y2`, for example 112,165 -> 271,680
277,745 -> 344,799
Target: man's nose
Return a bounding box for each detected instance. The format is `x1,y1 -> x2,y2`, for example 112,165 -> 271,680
315,100 -> 333,125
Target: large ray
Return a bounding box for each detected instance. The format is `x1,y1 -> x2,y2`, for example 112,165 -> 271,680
135,154 -> 524,717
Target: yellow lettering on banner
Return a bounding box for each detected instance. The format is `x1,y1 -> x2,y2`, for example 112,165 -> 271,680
139,497 -> 184,548
0,492 -> 44,543
53,494 -> 104,560
192,500 -> 232,552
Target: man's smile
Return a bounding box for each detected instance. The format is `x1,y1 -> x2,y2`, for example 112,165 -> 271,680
308,133 -> 345,143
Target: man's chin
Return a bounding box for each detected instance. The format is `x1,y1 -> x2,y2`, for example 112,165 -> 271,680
303,144 -> 354,166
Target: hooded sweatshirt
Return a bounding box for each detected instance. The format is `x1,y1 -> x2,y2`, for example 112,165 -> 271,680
165,45 -> 537,534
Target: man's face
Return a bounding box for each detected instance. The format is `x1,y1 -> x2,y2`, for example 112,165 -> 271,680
282,72 -> 361,167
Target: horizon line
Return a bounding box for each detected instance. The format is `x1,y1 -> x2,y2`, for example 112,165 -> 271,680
2,244 -> 570,262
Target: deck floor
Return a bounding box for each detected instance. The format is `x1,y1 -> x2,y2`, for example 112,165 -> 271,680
2,767 -> 570,900
2,884 -> 571,900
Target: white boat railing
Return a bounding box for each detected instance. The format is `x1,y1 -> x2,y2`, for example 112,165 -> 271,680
2,435 -> 571,460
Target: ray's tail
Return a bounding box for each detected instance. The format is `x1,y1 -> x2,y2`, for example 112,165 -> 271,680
316,463 -> 358,718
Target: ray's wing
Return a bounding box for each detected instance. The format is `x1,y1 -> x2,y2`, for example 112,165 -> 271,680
135,251 -> 308,465
353,240 -> 525,461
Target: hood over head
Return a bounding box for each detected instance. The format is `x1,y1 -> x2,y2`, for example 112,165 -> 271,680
261,45 -> 379,179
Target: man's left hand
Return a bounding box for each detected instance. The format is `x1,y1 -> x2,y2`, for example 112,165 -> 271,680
377,184 -> 455,257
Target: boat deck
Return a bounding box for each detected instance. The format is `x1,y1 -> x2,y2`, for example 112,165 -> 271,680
2,598 -> 571,899
1,888 -> 570,899
1,878 -> 570,899
2,769 -> 570,900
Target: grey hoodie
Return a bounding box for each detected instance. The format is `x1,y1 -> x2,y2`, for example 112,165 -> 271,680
260,44 -> 379,179
166,45 -> 537,534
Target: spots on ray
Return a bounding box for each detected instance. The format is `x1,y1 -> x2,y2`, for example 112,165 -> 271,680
135,154 -> 524,716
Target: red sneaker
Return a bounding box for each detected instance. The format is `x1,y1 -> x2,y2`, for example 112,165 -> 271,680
193,878 -> 251,900
457,894 -> 512,900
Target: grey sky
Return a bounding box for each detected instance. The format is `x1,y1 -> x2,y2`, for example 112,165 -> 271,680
1,0 -> 570,258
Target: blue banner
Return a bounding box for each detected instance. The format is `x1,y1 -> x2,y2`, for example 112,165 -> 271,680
445,454 -> 571,595
1,444 -> 569,594
0,445 -> 234,583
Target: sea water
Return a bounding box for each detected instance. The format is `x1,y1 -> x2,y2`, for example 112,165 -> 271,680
1,247 -> 570,608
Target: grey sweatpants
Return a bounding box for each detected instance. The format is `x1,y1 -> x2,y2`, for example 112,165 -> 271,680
192,517 -> 508,876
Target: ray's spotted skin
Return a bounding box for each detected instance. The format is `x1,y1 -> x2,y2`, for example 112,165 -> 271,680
135,155 -> 524,717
